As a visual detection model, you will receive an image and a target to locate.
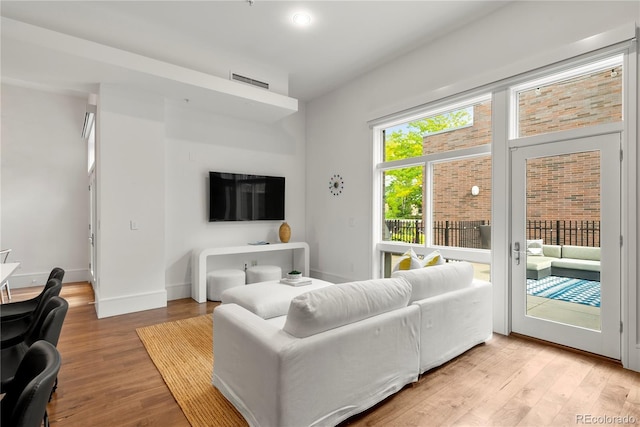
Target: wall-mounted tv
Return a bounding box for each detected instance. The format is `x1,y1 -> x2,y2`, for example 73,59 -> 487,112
209,171 -> 285,222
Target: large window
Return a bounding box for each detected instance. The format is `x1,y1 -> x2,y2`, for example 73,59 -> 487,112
511,55 -> 623,139
376,95 -> 492,278
374,51 -> 628,281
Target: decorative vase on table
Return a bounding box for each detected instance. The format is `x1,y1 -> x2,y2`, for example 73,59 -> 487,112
279,222 -> 291,243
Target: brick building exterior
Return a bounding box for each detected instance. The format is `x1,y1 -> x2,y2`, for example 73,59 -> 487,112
423,65 -> 621,248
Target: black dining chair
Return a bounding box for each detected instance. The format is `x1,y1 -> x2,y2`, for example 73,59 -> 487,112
1,295 -> 68,392
0,278 -> 62,347
0,340 -> 62,427
0,268 -> 65,322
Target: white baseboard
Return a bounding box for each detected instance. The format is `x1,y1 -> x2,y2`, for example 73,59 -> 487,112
95,289 -> 167,318
309,269 -> 352,284
8,268 -> 90,288
166,282 -> 192,301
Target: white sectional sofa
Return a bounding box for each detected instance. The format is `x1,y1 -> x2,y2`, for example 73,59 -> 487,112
213,278 -> 420,427
212,262 -> 492,427
392,261 -> 493,373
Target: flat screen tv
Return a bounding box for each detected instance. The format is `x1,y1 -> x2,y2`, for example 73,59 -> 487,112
209,172 -> 285,222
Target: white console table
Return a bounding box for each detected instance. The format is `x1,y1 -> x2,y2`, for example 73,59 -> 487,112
191,242 -> 309,303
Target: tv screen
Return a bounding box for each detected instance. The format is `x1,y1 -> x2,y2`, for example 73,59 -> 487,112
209,172 -> 285,221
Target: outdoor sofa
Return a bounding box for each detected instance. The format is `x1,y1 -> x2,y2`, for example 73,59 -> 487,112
526,242 -> 600,281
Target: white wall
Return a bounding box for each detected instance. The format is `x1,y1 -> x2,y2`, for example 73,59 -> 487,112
0,84 -> 89,285
95,85 -> 167,317
305,0 -> 639,362
164,102 -> 307,299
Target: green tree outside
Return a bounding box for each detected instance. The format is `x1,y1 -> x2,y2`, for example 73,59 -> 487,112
384,108 -> 472,220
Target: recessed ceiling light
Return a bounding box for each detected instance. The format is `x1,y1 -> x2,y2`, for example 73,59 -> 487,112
292,12 -> 311,26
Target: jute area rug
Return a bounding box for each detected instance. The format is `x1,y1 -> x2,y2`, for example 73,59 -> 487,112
136,314 -> 247,427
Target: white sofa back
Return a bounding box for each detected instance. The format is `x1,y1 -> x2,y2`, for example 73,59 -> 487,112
283,277 -> 411,338
391,262 -> 474,302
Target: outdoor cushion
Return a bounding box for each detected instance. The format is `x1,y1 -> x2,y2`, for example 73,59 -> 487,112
392,261 -> 473,302
282,277 -> 411,338
526,256 -> 555,271
562,245 -> 600,261
542,244 -> 562,258
551,258 -> 600,272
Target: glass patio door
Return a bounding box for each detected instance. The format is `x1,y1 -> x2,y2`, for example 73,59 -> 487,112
510,133 -> 620,359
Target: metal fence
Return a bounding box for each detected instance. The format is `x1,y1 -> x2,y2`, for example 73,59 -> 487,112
385,219 -> 425,244
526,220 -> 600,247
385,219 -> 600,248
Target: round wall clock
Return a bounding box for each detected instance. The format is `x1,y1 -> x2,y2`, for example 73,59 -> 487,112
329,174 -> 344,196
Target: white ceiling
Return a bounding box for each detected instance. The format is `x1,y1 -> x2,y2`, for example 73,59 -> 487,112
1,1 -> 509,108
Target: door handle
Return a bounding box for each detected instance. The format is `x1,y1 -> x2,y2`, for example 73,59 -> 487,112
513,242 -> 520,265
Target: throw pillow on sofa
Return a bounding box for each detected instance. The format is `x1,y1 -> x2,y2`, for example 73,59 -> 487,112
282,277 -> 412,338
392,248 -> 423,271
393,249 -> 445,271
421,250 -> 445,267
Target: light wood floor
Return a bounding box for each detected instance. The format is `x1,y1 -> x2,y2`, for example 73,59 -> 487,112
9,283 -> 640,426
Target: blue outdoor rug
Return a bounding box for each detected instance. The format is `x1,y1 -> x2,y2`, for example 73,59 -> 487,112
527,275 -> 601,307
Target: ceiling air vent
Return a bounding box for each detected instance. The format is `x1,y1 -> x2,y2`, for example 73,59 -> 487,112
230,73 -> 269,90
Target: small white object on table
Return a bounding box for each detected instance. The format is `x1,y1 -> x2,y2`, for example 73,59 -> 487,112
279,277 -> 312,286
220,278 -> 333,319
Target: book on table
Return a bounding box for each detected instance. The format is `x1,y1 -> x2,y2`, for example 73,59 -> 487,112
279,277 -> 312,286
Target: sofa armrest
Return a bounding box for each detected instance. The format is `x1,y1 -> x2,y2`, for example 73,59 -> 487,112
412,279 -> 492,373
213,304 -> 295,427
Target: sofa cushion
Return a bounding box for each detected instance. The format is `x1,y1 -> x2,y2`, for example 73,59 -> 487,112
282,277 -> 411,338
542,244 -> 562,258
551,258 -> 601,272
562,245 -> 600,261
392,262 -> 474,302
526,256 -> 555,271
221,280 -> 334,319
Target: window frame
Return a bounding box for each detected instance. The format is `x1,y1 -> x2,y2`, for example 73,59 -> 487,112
373,95 -> 493,278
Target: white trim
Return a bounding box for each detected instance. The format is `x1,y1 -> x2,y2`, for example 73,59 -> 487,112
369,93 -> 491,130
95,289 -> 167,318
8,268 -> 89,288
492,89 -> 511,336
376,145 -> 491,171
508,122 -> 625,149
371,128 -> 385,279
367,23 -> 636,126
376,243 -> 490,264
510,54 -> 623,94
309,268 -> 352,285
166,282 -> 191,301
623,36 -> 638,371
